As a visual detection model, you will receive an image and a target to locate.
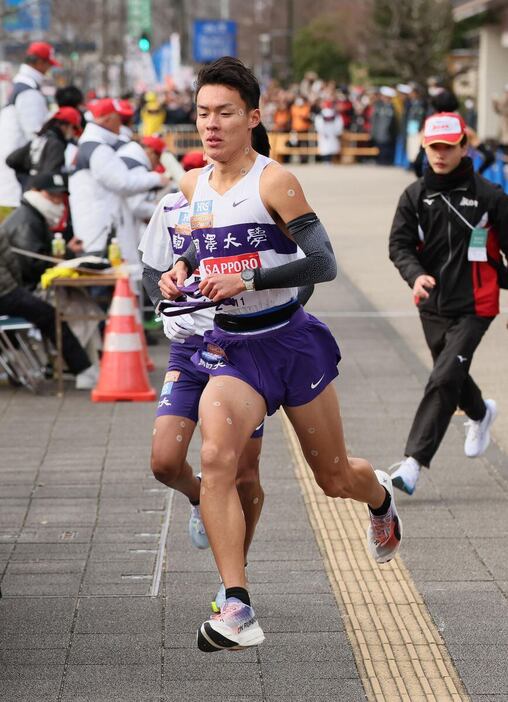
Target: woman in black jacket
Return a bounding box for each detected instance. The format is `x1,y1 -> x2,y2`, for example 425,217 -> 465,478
6,106 -> 82,185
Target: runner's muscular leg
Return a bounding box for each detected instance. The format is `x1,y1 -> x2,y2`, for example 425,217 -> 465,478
151,415 -> 200,503
198,376 -> 266,589
284,383 -> 385,507
236,437 -> 264,559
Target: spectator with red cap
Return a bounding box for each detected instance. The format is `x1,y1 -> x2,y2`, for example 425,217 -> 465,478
388,112 -> 508,495
69,98 -> 169,257
0,42 -> 60,218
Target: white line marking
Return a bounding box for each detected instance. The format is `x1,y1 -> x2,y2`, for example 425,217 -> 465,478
150,488 -> 174,597
311,307 -> 508,319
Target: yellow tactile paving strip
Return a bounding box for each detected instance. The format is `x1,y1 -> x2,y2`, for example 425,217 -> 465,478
280,413 -> 469,702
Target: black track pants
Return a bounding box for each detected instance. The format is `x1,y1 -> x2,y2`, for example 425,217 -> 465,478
405,312 -> 493,466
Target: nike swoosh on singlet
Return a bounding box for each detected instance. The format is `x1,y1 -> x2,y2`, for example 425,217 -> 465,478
310,374 -> 325,389
232,198 -> 249,207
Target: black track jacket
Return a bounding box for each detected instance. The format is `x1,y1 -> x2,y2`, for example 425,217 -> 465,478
389,173 -> 508,317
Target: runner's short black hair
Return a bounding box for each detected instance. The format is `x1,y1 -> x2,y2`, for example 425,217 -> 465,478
252,123 -> 270,156
195,56 -> 260,110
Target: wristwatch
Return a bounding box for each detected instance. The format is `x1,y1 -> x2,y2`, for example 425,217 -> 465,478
241,269 -> 256,291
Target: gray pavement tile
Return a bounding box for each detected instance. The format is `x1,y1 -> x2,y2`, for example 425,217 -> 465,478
0,647 -> 67,664
0,632 -> 70,650
470,539 -> 508,580
11,543 -> 89,560
165,659 -> 260,681
61,664 -> 160,701
7,560 -> 85,575
69,633 -> 160,665
262,668 -> 365,699
74,597 -> 161,634
25,500 -> 98,527
33,484 -> 101,499
257,632 -> 354,663
0,597 -> 75,635
426,599 -> 508,644
83,559 -> 155,583
1,572 -> 82,596
92,528 -> 161,544
401,537 -> 493,581
447,643 -> 508,661
79,582 -> 151,596
162,679 -> 263,698
88,543 -> 158,562
0,485 -> 33,498
17,526 -> 93,543
0,664 -> 64,699
458,672 -> 508,696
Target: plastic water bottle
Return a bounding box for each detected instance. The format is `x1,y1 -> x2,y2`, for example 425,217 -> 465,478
51,232 -> 66,258
108,237 -> 122,267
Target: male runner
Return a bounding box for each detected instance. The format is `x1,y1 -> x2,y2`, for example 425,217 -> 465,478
160,57 -> 402,652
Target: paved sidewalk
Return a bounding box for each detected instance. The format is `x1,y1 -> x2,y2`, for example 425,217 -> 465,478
0,165 -> 507,701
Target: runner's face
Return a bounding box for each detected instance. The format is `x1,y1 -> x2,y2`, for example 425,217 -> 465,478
196,84 -> 260,162
425,142 -> 467,174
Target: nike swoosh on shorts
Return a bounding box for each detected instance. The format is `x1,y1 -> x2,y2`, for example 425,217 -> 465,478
310,374 -> 325,389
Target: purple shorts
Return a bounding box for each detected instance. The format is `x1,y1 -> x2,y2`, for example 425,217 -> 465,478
157,335 -> 264,437
191,307 -> 341,416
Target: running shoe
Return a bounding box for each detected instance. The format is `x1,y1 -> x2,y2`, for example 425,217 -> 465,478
464,399 -> 497,458
390,457 -> 421,495
367,470 -> 403,564
211,582 -> 226,613
188,504 -> 209,549
197,597 -> 265,652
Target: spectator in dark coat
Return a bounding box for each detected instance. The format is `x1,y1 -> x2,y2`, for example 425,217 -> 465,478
0,172 -> 97,389
371,88 -> 398,165
6,107 -> 82,186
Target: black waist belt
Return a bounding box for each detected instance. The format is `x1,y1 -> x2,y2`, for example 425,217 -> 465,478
215,301 -> 301,332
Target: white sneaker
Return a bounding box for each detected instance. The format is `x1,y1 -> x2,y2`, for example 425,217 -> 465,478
188,503 -> 209,549
464,399 -> 497,458
390,457 -> 421,495
197,597 -> 265,652
75,364 -> 99,390
367,470 -> 403,564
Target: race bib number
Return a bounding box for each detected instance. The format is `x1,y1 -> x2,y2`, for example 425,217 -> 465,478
468,227 -> 488,262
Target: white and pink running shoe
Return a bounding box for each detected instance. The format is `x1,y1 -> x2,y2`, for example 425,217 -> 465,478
367,470 -> 403,564
197,597 -> 265,652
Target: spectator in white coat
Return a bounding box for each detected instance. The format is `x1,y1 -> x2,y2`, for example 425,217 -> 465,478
116,135 -> 165,282
69,98 -> 168,256
314,102 -> 344,163
0,42 -> 59,219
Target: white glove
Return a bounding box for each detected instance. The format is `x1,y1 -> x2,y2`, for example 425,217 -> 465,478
162,313 -> 196,343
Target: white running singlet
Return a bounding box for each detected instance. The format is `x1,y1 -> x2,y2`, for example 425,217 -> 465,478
190,155 -> 299,316
139,191 -> 214,336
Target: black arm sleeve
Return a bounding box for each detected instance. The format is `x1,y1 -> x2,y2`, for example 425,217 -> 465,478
388,188 -> 427,288
297,284 -> 314,306
253,213 -> 337,291
142,264 -> 166,308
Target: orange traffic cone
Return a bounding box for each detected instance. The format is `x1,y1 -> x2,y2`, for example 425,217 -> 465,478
92,277 -> 156,402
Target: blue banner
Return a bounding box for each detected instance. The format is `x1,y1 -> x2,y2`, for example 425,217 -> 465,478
193,20 -> 237,63
3,0 -> 51,32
